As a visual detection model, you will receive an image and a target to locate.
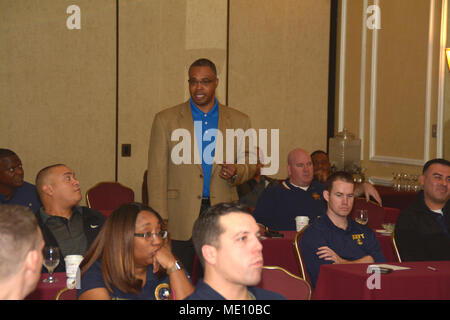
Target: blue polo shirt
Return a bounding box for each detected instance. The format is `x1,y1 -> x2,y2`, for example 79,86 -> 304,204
190,98 -> 219,197
253,179 -> 327,230
78,260 -> 172,300
300,214 -> 385,288
185,279 -> 285,300
0,181 -> 41,213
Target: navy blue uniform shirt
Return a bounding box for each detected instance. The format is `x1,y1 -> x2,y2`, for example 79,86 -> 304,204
300,213 -> 385,288
253,179 -> 327,230
0,181 -> 41,213
78,261 -> 173,300
185,279 -> 285,300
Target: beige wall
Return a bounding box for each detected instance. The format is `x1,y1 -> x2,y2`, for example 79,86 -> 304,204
0,0 -> 116,204
336,0 -> 447,182
117,0 -> 228,201
228,0 -> 330,178
1,0 -> 331,201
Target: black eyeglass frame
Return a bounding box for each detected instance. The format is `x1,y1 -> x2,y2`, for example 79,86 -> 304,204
187,78 -> 216,86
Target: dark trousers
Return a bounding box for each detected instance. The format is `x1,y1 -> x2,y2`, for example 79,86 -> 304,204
171,198 -> 209,276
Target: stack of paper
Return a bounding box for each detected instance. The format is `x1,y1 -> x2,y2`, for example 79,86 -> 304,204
366,264 -> 410,273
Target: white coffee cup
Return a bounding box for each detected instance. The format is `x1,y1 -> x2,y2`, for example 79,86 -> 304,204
64,255 -> 83,289
295,216 -> 309,232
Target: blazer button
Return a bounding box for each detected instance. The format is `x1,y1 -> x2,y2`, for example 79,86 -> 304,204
200,174 -> 204,178
197,195 -> 202,199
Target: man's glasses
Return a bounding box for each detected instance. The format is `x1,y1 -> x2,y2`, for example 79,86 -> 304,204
134,230 -> 168,241
188,78 -> 216,86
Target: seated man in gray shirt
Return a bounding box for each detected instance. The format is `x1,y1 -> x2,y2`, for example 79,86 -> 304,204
35,164 -> 106,273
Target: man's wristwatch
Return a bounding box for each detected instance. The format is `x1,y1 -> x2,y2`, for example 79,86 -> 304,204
167,260 -> 183,275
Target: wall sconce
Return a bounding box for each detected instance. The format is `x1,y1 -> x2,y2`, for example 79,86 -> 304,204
446,48 -> 450,72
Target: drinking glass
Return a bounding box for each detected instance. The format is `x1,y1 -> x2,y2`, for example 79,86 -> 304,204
42,246 -> 60,283
414,175 -> 422,192
393,172 -> 402,191
355,209 -> 369,225
392,172 -> 397,189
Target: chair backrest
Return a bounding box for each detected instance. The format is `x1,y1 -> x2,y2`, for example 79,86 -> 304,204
383,206 -> 401,224
142,170 -> 148,205
86,181 -> 134,215
293,226 -> 311,285
55,287 -> 77,300
391,229 -> 402,262
350,198 -> 386,229
258,266 -> 311,300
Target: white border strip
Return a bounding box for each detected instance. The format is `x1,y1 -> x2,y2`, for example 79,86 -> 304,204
369,0 -> 379,160
423,0 -> 434,163
338,0 -> 348,132
437,0 -> 448,158
360,0 -> 368,160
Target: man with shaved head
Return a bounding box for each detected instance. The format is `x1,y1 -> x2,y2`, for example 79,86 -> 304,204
35,164 -> 105,272
253,148 -> 326,231
253,148 -> 381,231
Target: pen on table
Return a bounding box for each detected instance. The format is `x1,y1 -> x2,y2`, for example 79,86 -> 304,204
427,266 -> 437,271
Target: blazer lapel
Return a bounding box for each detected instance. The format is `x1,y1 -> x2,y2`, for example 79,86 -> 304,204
178,101 -> 203,173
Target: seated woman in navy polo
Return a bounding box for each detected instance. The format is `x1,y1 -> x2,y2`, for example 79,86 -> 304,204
77,203 -> 193,300
300,172 -> 385,288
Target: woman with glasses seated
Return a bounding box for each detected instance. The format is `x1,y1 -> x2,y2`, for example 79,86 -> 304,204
77,202 -> 194,300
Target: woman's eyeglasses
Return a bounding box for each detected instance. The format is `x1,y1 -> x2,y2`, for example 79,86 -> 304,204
134,230 -> 168,241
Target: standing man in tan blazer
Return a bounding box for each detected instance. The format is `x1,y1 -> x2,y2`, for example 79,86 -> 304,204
147,58 -> 257,274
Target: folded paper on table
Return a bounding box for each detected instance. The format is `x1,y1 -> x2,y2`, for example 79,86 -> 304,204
367,264 -> 411,273
375,229 -> 393,235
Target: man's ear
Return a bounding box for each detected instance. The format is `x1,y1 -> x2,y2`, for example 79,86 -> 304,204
23,249 -> 40,274
201,244 -> 217,266
419,174 -> 425,187
42,184 -> 53,196
323,190 -> 329,202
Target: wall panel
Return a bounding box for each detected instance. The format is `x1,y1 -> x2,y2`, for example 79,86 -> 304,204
337,0 -> 445,180
0,0 -> 116,203
228,0 -> 331,178
117,0 -> 227,200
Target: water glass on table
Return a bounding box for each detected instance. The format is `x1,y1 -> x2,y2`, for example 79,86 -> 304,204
355,209 -> 368,225
42,246 -> 60,283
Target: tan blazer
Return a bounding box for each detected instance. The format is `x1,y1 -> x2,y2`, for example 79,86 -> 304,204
147,101 -> 257,241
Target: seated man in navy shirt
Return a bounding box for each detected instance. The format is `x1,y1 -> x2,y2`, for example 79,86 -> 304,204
253,148 -> 382,231
186,202 -> 285,300
253,148 -> 326,230
0,149 -> 41,212
311,150 -> 331,184
300,171 -> 385,288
